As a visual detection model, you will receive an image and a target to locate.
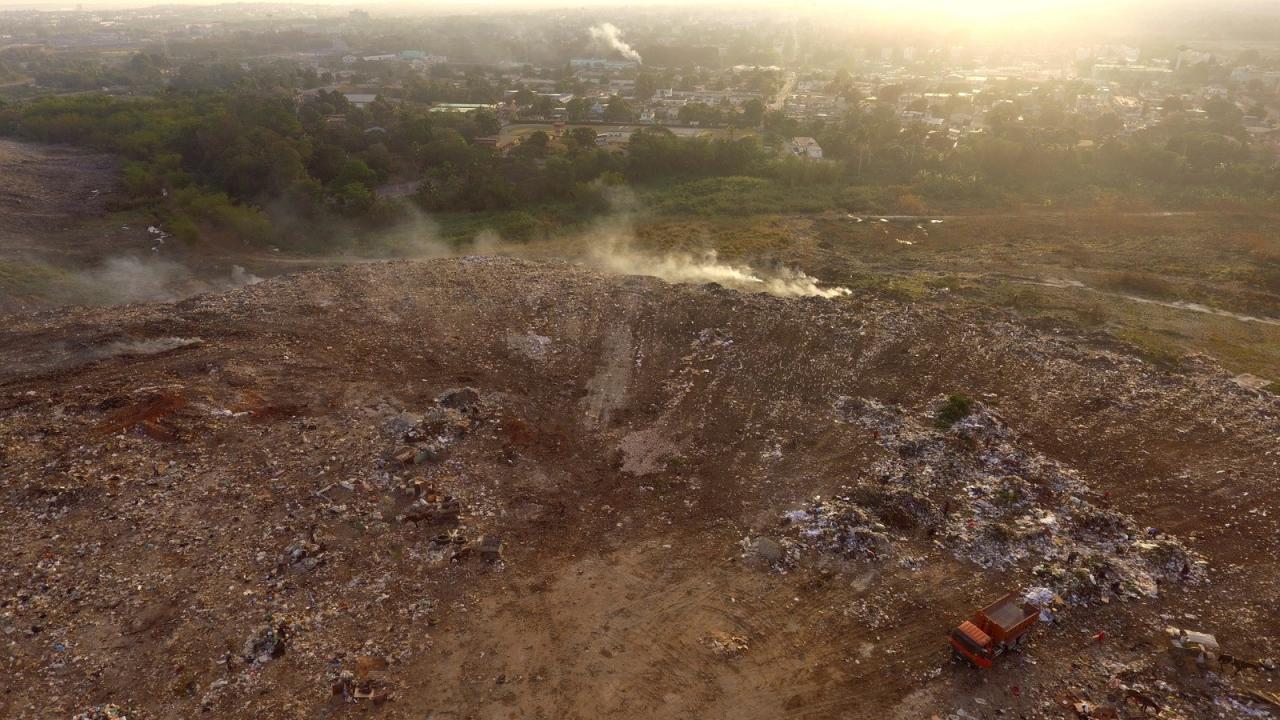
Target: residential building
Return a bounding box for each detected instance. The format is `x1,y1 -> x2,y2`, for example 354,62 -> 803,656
786,137 -> 824,160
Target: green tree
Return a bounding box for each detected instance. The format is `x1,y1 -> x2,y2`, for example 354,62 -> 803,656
1204,97 -> 1243,132
737,98 -> 765,128
604,96 -> 635,122
566,97 -> 589,122
516,130 -> 550,158
309,143 -> 348,184
333,181 -> 375,214
635,73 -> 658,101
471,109 -> 501,137
568,126 -> 598,150
333,158 -> 377,191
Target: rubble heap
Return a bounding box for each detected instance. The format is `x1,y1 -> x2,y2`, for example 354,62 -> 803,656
761,396 -> 1207,606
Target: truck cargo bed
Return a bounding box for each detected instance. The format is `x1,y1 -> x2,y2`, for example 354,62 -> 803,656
986,599 -> 1030,630
978,592 -> 1039,641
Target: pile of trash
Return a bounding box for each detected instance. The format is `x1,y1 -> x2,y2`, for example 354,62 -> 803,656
1041,627 -> 1280,719
330,653 -> 393,703
241,614 -> 301,666
754,498 -> 896,567
72,706 -> 133,720
386,387 -> 488,469
278,530 -> 325,573
760,396 -> 1209,605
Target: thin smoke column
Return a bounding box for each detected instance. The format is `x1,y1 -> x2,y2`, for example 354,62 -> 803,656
588,23 -> 642,63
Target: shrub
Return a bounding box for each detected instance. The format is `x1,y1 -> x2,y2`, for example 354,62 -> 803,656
894,192 -> 928,214
935,394 -> 974,428
169,188 -> 274,245
839,185 -> 887,213
496,211 -> 543,242
165,214 -> 200,244
570,182 -> 610,214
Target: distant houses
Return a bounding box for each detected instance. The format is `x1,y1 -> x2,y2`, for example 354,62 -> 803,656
786,137 -> 824,160
305,36 -> 1275,157
428,103 -> 499,114
570,58 -> 638,71
341,51 -> 446,66
343,93 -> 377,109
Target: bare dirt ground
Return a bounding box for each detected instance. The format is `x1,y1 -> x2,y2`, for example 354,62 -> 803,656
0,138 -> 145,262
1,258 -> 1277,719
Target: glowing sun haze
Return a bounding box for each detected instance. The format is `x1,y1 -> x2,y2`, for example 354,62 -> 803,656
9,0 -> 1258,40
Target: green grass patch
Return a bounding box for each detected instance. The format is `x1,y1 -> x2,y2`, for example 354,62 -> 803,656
430,203 -> 595,245
0,259 -> 72,298
1113,329 -> 1186,369
638,177 -> 840,216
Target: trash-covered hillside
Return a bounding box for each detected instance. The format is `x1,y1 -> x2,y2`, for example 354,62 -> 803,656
1,257 -> 1277,720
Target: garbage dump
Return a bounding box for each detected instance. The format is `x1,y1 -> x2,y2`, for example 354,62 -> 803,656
4,258 -> 1275,720
754,396 -> 1207,608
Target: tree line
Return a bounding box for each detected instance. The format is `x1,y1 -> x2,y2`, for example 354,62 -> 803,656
2,82 -> 1277,252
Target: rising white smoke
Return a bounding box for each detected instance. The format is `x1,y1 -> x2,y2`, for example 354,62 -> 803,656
86,337 -> 202,360
382,191 -> 849,299
588,23 -> 642,63
585,239 -> 850,299
66,256 -> 263,305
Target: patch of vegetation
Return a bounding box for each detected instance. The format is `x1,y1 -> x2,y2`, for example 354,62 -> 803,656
639,177 -> 839,216
1096,271 -> 1180,299
1073,302 -> 1109,328
1256,266 -> 1280,296
431,203 -> 594,245
922,274 -> 967,291
989,282 -> 1049,314
1114,330 -> 1186,369
879,276 -> 933,302
3,68 -> 1277,259
935,394 -> 974,429
0,259 -> 71,298
0,92 -> 620,250
983,519 -> 1019,542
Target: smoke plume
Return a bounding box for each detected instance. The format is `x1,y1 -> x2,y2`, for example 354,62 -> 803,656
584,238 -> 850,299
588,23 -> 642,63
85,337 -> 202,360
377,192 -> 849,299
73,256 -> 262,304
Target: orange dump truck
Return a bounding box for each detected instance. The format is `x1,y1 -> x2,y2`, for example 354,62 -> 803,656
949,592 -> 1040,668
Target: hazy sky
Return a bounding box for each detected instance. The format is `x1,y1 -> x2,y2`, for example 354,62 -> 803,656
0,0 -> 1215,9
7,0 -> 1276,32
